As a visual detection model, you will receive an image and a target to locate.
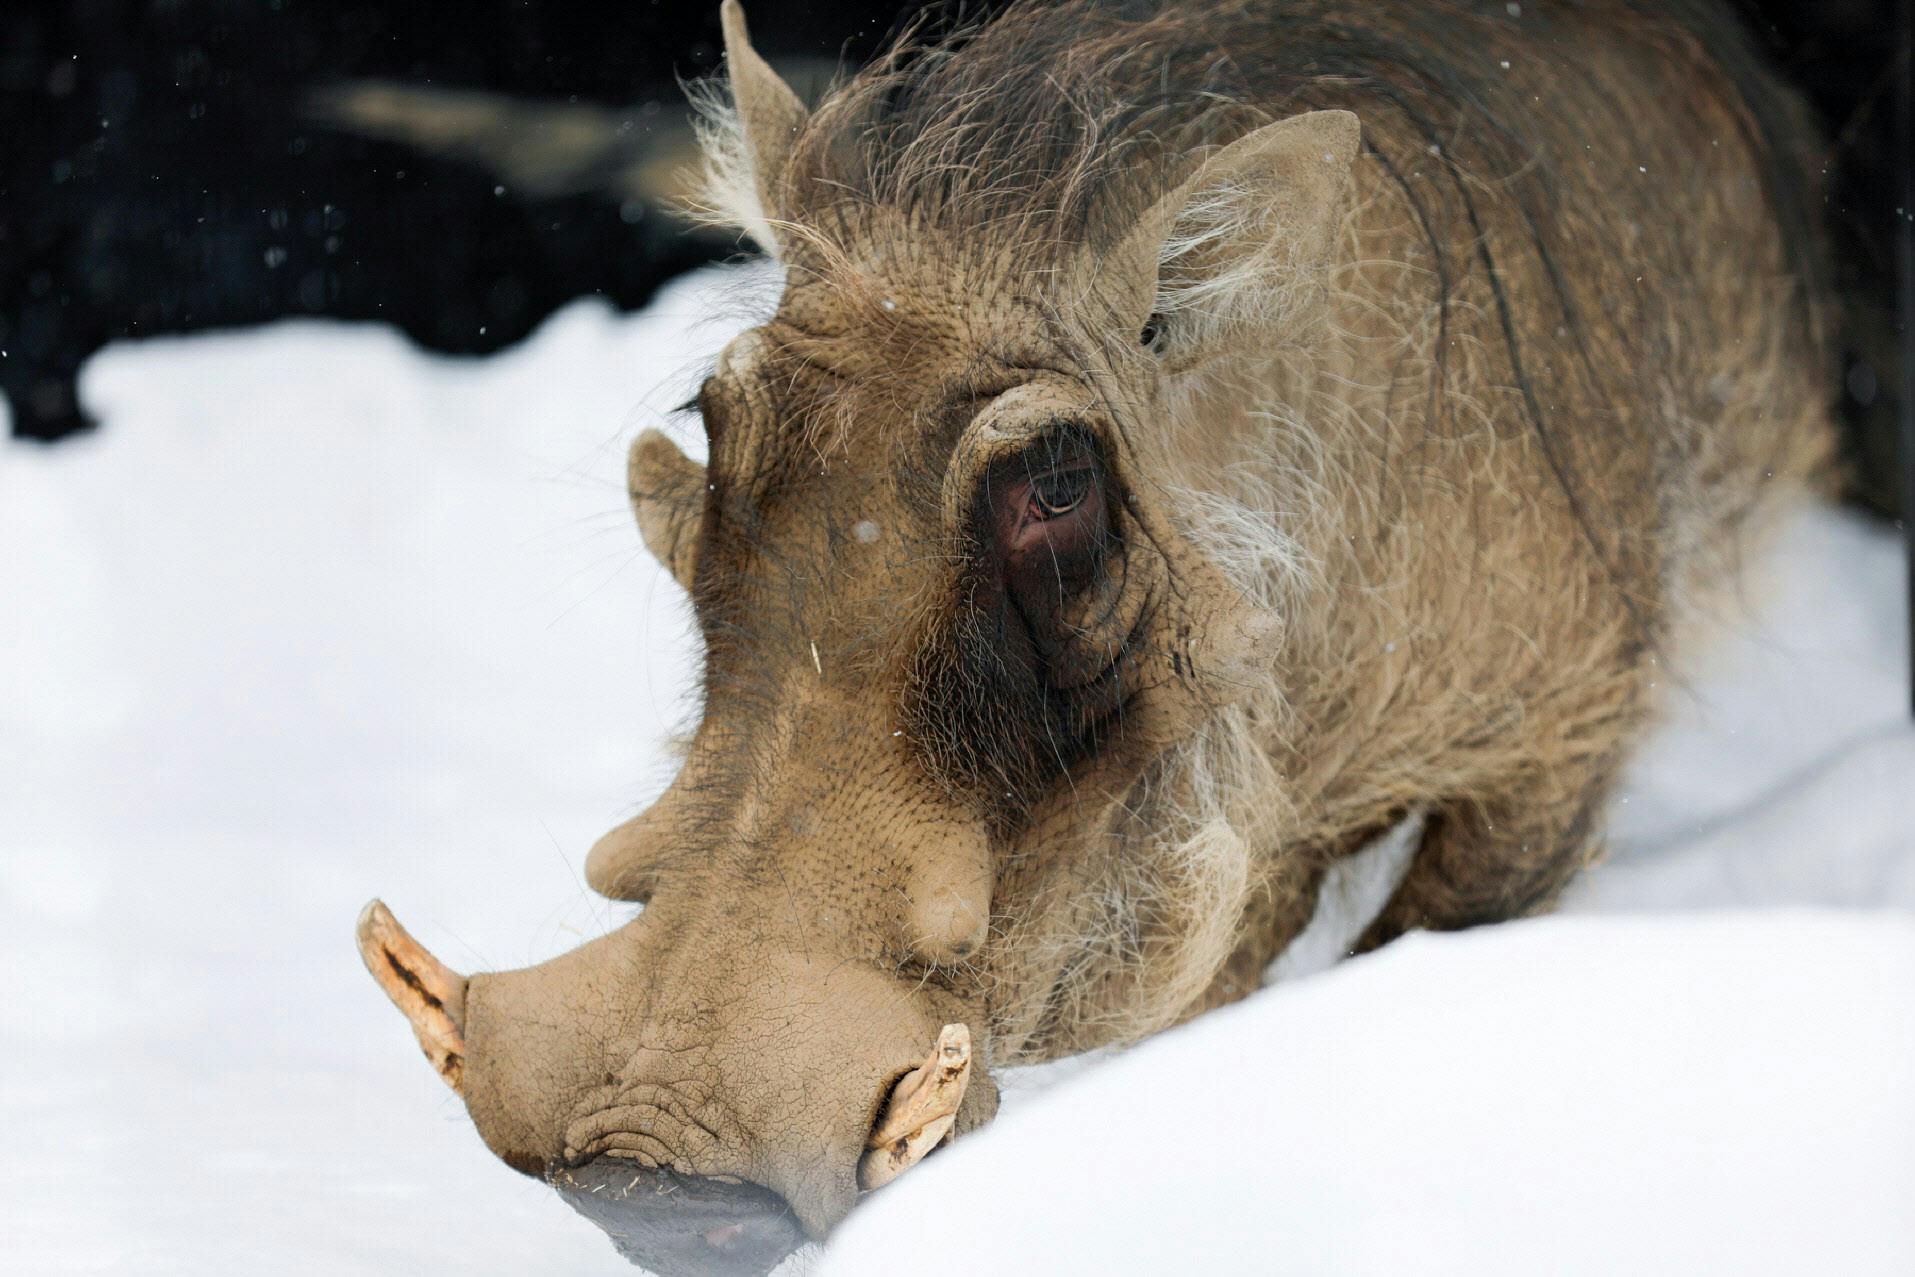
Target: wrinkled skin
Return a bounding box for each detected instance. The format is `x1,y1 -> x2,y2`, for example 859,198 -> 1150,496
459,209 -> 1276,1239
359,0 -> 1834,1270
427,9 -> 1306,1256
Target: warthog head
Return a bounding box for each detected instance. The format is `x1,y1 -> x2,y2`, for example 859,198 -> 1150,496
360,2 -> 1356,1270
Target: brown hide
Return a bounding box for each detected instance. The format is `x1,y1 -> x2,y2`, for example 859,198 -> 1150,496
361,0 -> 1834,1267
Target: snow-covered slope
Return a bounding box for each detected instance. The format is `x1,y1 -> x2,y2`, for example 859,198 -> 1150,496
827,913 -> 1915,1276
2,265 -> 1910,1274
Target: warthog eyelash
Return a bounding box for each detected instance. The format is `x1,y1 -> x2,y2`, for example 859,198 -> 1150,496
1029,466 -> 1094,518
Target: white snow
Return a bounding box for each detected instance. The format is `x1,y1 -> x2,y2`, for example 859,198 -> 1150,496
2,264 -> 1911,1274
827,913 -> 1915,1277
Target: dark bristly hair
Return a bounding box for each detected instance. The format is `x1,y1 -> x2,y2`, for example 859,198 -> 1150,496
719,0 -> 1831,652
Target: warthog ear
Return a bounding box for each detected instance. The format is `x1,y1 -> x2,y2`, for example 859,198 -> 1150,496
709,0 -> 808,255
1113,110 -> 1360,368
628,429 -> 705,592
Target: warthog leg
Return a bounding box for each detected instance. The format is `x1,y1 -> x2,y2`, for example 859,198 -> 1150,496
857,1023 -> 971,1191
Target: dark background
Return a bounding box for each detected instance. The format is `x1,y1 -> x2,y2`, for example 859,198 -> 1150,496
1,0 -> 1907,518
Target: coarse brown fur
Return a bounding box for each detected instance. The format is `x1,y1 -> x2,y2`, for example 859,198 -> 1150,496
677,0 -> 1834,1056
370,1 -> 1835,1265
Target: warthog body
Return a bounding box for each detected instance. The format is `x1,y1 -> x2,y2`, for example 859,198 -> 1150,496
360,1 -> 1833,1270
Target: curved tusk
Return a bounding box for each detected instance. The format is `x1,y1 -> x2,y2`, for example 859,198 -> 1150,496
858,1023 -> 971,1192
356,899 -> 468,1095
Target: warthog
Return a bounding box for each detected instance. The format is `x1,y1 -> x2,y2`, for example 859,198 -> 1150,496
358,0 -> 1833,1270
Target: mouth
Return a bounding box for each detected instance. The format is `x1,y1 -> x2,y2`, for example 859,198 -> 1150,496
547,1024 -> 974,1274
357,901 -> 981,1271
552,1162 -> 807,1276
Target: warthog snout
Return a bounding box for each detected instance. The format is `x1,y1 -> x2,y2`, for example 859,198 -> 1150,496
539,1026 -> 973,1276
358,898 -> 991,1271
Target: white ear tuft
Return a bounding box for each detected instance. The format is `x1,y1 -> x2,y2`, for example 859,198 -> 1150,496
687,90 -> 780,254
687,1 -> 808,256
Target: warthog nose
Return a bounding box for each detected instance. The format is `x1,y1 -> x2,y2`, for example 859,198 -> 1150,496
550,1160 -> 804,1276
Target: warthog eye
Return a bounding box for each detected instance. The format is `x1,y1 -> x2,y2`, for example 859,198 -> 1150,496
912,423 -> 1124,795
993,427 -> 1107,570
1030,467 -> 1093,518
979,425 -> 1114,678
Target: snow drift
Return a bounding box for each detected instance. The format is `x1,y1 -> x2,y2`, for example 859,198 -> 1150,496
826,912 -> 1915,1276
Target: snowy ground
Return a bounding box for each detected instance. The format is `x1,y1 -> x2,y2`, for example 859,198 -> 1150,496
3,264 -> 1911,1274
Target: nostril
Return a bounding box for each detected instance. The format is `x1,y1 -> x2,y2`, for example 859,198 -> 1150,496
552,1159 -> 805,1276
